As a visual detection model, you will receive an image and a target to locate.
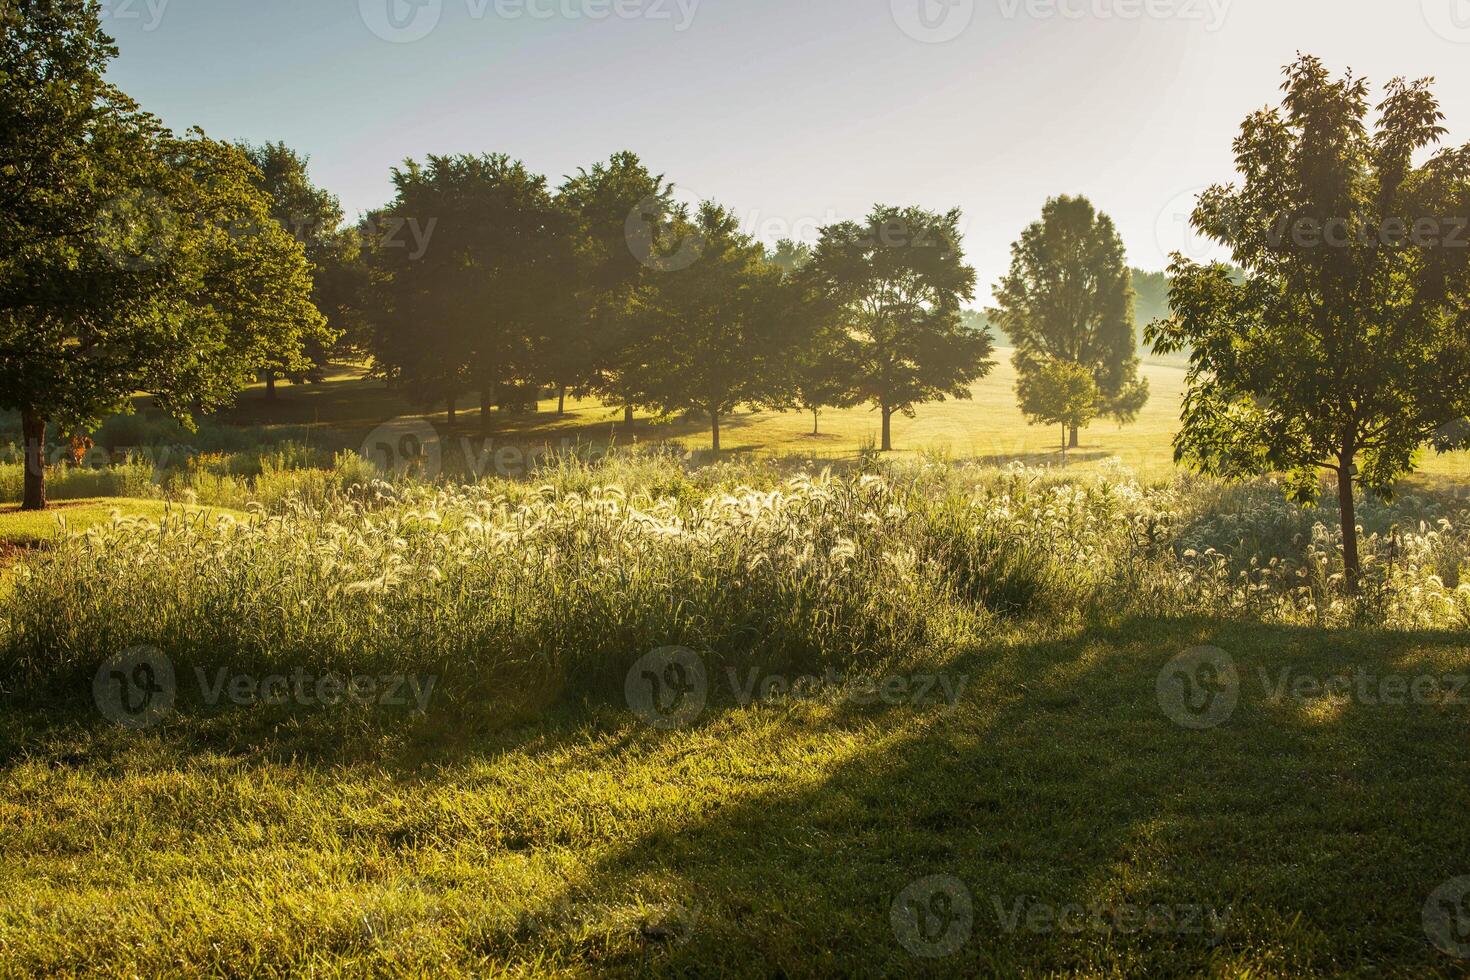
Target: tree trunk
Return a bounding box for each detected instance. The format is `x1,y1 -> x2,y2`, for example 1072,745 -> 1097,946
1339,460 -> 1360,592
1061,423 -> 1067,457
812,407 -> 820,436
21,410 -> 46,512
557,385 -> 567,416
711,410 -> 721,453
624,404 -> 634,426
1068,423 -> 1080,449
446,396 -> 457,425
264,372 -> 277,399
480,386 -> 493,431
881,405 -> 893,452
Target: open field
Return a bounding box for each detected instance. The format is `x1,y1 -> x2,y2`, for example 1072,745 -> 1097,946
86,351 -> 1470,485
2,459 -> 1469,975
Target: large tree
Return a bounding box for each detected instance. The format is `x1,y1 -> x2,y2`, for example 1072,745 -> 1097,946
1148,55 -> 1470,588
556,152 -> 673,421
367,154 -> 571,428
0,1 -> 323,510
991,195 -> 1149,448
805,206 -> 992,452
239,141 -> 353,393
621,204 -> 793,451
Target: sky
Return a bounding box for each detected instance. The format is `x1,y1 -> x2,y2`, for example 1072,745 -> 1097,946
102,0 -> 1470,299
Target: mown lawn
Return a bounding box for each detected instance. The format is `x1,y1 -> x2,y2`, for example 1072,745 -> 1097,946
2,615 -> 1467,976
198,353 -> 1470,484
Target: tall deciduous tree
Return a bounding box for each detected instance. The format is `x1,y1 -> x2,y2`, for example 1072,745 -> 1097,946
806,206 -> 992,451
240,141 -> 353,393
621,204 -> 793,451
367,154 -> 571,427
1148,55 -> 1470,588
0,1 -> 323,510
991,195 -> 1149,448
556,152 -> 673,421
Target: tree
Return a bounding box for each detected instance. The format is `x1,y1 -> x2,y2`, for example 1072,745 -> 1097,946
621,203 -> 793,451
773,244 -> 856,435
556,152 -> 673,421
1015,356 -> 1099,458
239,141 -> 353,394
1148,55 -> 1470,589
0,1 -> 323,510
991,195 -> 1149,447
367,155 -> 571,428
805,206 -> 993,452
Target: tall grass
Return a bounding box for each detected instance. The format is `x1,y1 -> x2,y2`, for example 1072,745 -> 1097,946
4,458 -> 1469,716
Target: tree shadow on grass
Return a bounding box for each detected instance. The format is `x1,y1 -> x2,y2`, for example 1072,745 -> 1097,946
2,615 -> 1468,975
502,615 -> 1470,976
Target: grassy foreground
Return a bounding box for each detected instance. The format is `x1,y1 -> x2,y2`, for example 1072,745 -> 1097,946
1,616 -> 1466,976
2,460 -> 1469,976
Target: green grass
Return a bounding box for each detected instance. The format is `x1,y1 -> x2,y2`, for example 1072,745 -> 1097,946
0,616 -> 1466,976
0,498 -> 238,549
198,353 -> 1470,484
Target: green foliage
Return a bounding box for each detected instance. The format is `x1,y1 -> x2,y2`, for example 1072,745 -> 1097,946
0,3 -> 324,508
621,204 -> 796,449
556,152 -> 674,407
1015,356 -> 1100,449
367,154 -> 573,421
1149,55 -> 1470,582
804,206 -> 994,450
239,141 -> 356,375
992,195 -> 1150,438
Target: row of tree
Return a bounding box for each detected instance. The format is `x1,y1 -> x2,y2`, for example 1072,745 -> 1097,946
342,155 -> 1154,456
0,2 -> 1157,511
14,7 -> 1466,597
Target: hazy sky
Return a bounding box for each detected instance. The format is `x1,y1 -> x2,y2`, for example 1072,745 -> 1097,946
103,0 -> 1470,297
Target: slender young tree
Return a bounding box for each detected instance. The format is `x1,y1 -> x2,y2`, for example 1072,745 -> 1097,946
1148,55 -> 1470,589
1015,356 -> 1100,458
0,2 -> 323,509
991,195 -> 1149,448
805,206 -> 993,451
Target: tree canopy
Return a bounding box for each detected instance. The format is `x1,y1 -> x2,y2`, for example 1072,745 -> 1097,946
804,206 -> 993,451
1148,55 -> 1470,586
991,195 -> 1149,448
0,1 -> 323,509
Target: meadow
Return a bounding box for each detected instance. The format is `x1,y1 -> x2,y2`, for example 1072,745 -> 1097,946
2,370 -> 1470,977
